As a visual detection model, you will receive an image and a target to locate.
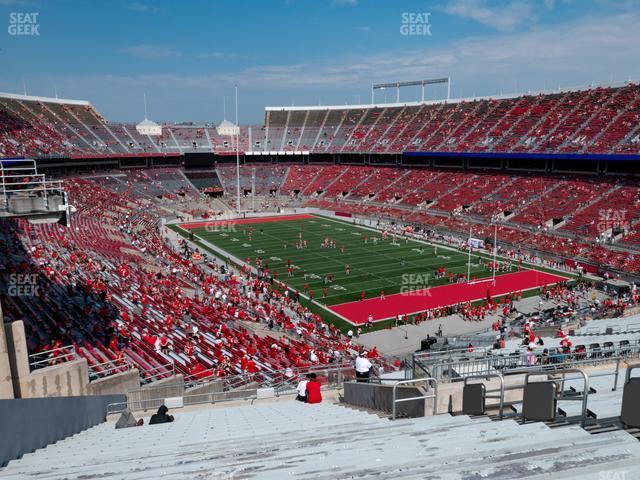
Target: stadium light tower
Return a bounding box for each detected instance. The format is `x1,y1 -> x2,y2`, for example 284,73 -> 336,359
372,78 -> 450,104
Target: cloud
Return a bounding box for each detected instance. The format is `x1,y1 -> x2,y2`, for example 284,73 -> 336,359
124,2 -> 161,14
117,45 -> 250,61
332,0 -> 358,5
211,10 -> 640,92
78,9 -> 640,92
442,0 -> 534,31
195,51 -> 252,60
0,0 -> 37,5
118,44 -> 177,60
25,7 -> 640,121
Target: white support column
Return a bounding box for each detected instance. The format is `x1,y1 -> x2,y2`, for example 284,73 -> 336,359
235,85 -> 241,214
492,224 -> 498,283
467,226 -> 472,282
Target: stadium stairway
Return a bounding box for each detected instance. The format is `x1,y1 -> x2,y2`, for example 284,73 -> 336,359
3,400 -> 640,479
502,366 -> 640,443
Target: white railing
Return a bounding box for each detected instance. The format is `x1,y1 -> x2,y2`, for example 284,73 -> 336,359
184,361 -> 358,393
28,345 -> 77,370
0,159 -> 65,212
422,345 -> 639,383
88,358 -> 134,380
391,377 -> 438,420
107,387 -> 260,415
139,362 -> 175,384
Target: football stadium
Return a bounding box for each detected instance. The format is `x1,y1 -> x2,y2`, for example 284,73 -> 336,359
1,1 -> 640,478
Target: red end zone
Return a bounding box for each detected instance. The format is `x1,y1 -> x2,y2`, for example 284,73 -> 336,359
179,214 -> 315,230
328,270 -> 569,325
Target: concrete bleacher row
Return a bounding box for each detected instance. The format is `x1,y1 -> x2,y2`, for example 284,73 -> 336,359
578,314 -> 640,335
496,331 -> 640,356
499,362 -> 639,443
555,366 -> 628,421
3,400 -> 640,479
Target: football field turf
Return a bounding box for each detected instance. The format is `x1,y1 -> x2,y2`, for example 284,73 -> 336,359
179,214 -> 567,325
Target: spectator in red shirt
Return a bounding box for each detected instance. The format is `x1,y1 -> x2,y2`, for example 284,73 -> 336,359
305,373 -> 322,404
246,357 -> 257,374
159,335 -> 170,355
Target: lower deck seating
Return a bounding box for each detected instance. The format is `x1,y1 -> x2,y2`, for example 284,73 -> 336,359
0,176 -> 362,383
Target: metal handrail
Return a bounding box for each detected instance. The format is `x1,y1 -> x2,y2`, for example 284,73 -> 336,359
184,361 -> 359,390
139,362 -> 175,383
391,377 -> 438,420
88,359 -> 134,379
414,346 -> 492,360
28,345 -> 77,370
107,387 -> 261,415
625,361 -> 640,384
494,338 -> 638,360
525,368 -> 590,428
421,341 -> 640,382
413,347 -> 493,367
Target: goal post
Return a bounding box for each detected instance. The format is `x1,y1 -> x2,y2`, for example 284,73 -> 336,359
467,223 -> 498,286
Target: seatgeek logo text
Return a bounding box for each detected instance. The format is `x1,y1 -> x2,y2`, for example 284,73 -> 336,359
400,12 -> 432,36
8,12 -> 40,36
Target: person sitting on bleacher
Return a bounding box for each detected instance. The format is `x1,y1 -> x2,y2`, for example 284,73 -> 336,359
296,375 -> 309,402
115,408 -> 144,429
148,405 -> 174,425
305,373 -> 322,404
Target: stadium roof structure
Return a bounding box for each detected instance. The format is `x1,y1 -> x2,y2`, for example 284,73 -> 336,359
264,79 -> 637,112
136,118 -> 159,127
0,91 -> 91,106
216,119 -> 240,136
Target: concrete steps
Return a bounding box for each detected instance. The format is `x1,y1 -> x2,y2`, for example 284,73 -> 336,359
4,399 -> 640,479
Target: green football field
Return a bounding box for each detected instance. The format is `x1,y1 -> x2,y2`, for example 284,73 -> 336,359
182,214 -> 497,306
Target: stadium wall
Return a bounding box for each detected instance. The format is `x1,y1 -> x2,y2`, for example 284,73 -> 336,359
87,369 -> 141,397
343,381 -> 426,417
0,306 -> 15,399
0,393 -> 125,467
28,150 -> 640,176
4,321 -> 90,398
3,320 -> 125,399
